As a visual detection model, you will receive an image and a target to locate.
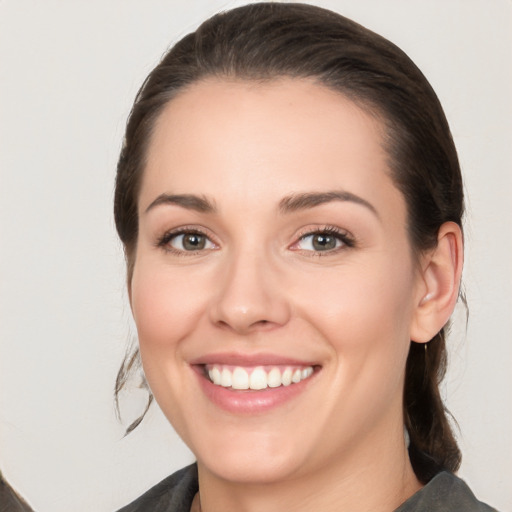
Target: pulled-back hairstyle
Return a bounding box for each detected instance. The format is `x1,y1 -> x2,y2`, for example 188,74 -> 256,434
114,2 -> 463,483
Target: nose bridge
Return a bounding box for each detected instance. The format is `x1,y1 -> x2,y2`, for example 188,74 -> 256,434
210,241 -> 290,333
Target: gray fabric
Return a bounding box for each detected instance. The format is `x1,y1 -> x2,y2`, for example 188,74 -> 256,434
395,471 -> 497,512
116,464 -> 498,512
116,465 -> 198,512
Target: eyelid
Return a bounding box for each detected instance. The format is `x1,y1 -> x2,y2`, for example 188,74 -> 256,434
155,224 -> 354,255
289,225 -> 355,253
156,225 -> 219,254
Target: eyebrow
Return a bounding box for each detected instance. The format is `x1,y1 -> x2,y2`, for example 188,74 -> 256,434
279,190 -> 379,218
144,190 -> 378,218
144,193 -> 217,214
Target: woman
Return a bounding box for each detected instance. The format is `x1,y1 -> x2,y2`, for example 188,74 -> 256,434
114,3 -> 496,511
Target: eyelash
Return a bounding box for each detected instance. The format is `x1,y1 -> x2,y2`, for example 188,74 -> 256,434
156,227 -> 216,255
292,225 -> 355,256
156,225 -> 355,256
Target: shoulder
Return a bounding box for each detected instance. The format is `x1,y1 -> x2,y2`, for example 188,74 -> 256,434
395,472 -> 498,512
0,472 -> 34,512
116,464 -> 198,512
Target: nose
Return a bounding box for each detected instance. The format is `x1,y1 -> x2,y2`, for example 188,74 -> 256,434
209,249 -> 291,334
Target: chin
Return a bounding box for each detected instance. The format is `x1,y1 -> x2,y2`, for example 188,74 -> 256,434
199,447 -> 307,484
185,421 -> 313,484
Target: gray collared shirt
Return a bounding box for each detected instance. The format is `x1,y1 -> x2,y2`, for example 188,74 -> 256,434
117,464 -> 498,512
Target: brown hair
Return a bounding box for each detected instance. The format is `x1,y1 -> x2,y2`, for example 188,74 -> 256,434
114,2 -> 463,482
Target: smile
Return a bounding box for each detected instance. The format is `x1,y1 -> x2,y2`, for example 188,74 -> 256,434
205,364 -> 315,390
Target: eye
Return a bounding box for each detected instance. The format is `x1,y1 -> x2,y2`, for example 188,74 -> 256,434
298,232 -> 341,251
292,228 -> 354,253
158,230 -> 216,253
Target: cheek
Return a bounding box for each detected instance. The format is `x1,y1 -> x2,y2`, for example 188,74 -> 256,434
300,255 -> 414,330
130,260 -> 209,356
294,255 -> 416,386
128,259 -> 212,439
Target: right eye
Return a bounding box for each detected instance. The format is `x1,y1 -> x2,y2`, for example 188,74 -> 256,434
159,230 -> 216,253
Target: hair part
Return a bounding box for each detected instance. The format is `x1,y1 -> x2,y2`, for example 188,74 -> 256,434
114,2 -> 463,481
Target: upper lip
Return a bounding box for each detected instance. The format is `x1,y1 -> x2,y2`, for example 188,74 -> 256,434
189,352 -> 319,367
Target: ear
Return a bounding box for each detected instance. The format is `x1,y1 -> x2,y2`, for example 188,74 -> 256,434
410,222 -> 464,343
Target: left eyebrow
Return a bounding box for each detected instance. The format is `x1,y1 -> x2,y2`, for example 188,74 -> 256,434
278,190 -> 379,218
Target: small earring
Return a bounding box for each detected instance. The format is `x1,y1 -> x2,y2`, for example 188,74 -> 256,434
421,292 -> 434,305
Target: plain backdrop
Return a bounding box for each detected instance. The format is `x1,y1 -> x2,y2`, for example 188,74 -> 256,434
1,1 -> 511,510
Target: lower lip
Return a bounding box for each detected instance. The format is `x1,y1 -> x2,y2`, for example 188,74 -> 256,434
194,367 -> 317,414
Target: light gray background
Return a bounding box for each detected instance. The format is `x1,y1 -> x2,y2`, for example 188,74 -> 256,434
1,1 -> 511,510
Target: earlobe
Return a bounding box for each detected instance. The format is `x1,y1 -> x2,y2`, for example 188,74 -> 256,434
410,222 -> 464,343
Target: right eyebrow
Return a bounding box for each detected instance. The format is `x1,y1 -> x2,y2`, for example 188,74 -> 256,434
144,193 -> 217,214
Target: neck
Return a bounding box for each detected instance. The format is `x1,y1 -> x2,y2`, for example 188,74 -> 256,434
195,424 -> 421,512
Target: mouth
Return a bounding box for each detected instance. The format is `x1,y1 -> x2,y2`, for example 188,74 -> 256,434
203,364 -> 315,390
191,357 -> 320,414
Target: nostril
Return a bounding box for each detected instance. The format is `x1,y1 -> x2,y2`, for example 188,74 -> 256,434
215,317 -> 277,334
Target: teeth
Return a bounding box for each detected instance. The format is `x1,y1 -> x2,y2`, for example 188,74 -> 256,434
281,368 -> 293,386
267,367 -> 282,388
220,368 -> 232,387
210,366 -> 221,385
207,364 -> 315,390
302,367 -> 313,379
232,367 -> 249,390
249,367 -> 267,390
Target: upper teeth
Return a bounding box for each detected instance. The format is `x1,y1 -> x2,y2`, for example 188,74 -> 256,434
207,365 -> 314,390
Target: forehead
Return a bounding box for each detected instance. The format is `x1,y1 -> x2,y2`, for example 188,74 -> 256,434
140,77 -> 403,220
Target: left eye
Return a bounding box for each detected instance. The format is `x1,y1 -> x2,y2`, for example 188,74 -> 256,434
296,232 -> 345,252
169,232 -> 215,251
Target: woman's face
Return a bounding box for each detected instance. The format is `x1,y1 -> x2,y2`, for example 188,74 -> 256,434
130,78 -> 425,483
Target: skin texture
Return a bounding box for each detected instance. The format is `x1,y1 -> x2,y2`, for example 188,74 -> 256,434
130,78 -> 462,512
